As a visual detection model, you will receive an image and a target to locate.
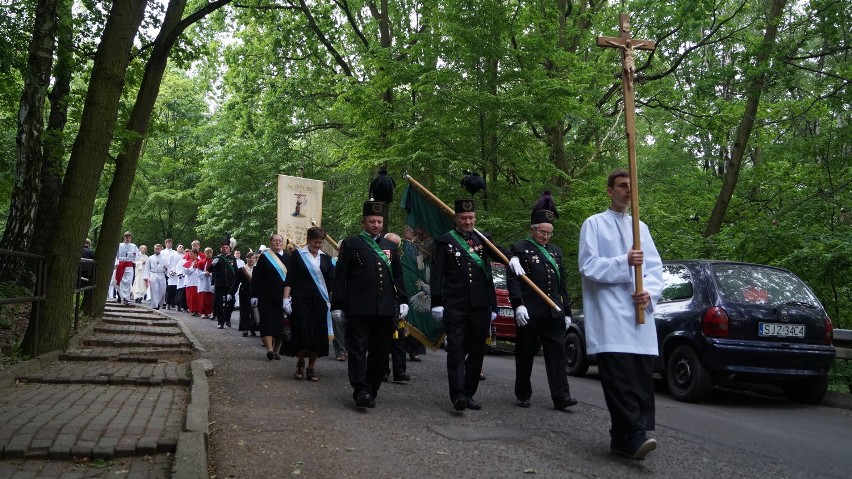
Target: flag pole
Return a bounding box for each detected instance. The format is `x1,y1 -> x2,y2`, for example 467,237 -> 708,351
404,174 -> 562,313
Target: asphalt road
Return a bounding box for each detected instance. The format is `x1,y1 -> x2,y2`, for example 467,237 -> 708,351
182,311 -> 852,479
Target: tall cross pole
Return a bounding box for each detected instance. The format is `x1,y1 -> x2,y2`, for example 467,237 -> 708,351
597,13 -> 656,324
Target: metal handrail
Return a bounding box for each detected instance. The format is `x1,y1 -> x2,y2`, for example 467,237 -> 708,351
0,248 -> 46,355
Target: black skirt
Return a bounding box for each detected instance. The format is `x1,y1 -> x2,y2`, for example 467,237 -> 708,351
282,295 -> 329,357
258,299 -> 285,338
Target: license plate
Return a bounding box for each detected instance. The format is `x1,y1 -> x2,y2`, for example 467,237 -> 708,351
758,323 -> 805,338
498,308 -> 514,318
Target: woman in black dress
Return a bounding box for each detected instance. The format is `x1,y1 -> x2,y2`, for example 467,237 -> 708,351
251,234 -> 290,360
282,227 -> 335,381
230,251 -> 258,337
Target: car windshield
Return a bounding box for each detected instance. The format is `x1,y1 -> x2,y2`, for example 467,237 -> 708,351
712,264 -> 819,307
491,263 -> 507,289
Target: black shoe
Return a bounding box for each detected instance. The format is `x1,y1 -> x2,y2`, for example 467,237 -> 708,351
453,398 -> 468,411
217,325 -> 223,329
356,394 -> 376,409
154,307 -> 160,310
381,374 -> 389,382
516,399 -> 531,408
554,397 -> 578,410
394,373 -> 411,382
226,321 -> 231,327
273,353 -> 281,360
250,331 -> 257,336
466,398 -> 482,410
243,331 -> 248,337
267,351 -> 274,361
408,355 -> 421,362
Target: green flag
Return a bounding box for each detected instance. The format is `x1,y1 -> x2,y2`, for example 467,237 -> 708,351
399,184 -> 455,350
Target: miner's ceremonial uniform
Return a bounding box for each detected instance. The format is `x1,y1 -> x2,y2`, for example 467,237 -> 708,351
430,199 -> 497,411
331,201 -> 408,409
507,207 -> 576,410
210,240 -> 238,329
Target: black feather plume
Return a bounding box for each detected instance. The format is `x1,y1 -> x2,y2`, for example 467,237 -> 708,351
461,171 -> 486,195
532,191 -> 559,218
369,168 -> 395,203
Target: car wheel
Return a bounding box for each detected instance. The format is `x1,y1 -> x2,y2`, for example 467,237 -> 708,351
565,331 -> 589,377
782,376 -> 829,404
666,345 -> 712,402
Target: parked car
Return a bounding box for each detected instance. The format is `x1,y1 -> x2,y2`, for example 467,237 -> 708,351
567,260 -> 836,404
490,263 -> 517,346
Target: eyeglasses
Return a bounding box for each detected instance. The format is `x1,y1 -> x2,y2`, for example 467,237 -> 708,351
534,230 -> 554,237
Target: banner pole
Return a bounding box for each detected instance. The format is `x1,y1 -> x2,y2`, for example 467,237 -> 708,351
404,174 -> 562,313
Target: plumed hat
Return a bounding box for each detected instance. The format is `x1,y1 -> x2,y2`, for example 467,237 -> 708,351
531,191 -> 558,225
454,198 -> 475,214
362,200 -> 386,217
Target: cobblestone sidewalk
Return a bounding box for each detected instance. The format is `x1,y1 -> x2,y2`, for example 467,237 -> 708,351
0,303 -> 203,479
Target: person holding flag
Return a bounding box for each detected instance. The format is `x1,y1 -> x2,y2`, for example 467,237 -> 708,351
506,196 -> 577,410
430,199 -> 498,412
331,200 -> 409,409
578,169 -> 664,460
251,233 -> 291,360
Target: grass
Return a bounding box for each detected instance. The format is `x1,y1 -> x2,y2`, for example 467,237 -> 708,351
829,359 -> 852,394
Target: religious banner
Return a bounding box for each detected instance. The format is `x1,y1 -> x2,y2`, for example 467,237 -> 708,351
277,175 -> 325,247
399,184 -> 455,350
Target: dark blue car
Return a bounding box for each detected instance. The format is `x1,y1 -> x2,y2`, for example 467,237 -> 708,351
566,260 -> 836,404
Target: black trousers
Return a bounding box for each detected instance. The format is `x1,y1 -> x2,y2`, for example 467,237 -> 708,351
596,352 -> 656,440
514,316 -> 571,404
165,284 -> 178,306
387,334 -> 406,377
177,287 -> 187,310
443,306 -> 490,402
346,315 -> 393,400
213,286 -> 234,325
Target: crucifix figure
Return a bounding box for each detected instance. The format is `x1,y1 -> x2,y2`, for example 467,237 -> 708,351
597,13 -> 656,324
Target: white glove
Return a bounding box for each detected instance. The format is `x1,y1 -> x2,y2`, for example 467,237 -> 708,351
399,303 -> 409,319
431,306 -> 444,321
212,257 -> 220,266
508,256 -> 526,276
565,316 -> 572,329
226,294 -> 233,302
491,311 -> 497,321
283,297 -> 293,315
250,297 -> 258,307
515,305 -> 529,327
331,310 -> 344,322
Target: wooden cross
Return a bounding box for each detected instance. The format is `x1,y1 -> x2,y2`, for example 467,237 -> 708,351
597,13 -> 656,324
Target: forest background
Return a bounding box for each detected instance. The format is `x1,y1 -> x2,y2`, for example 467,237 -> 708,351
0,0 -> 849,357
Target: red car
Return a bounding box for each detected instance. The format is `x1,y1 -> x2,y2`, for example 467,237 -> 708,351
490,262 -> 519,348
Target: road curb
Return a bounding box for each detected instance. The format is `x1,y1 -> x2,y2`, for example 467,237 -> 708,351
173,358 -> 214,479
822,390 -> 852,411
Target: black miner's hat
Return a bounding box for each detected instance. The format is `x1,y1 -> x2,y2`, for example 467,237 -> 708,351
362,200 -> 386,217
454,198 -> 475,214
531,209 -> 556,225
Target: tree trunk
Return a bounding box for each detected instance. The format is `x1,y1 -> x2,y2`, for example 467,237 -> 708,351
23,0 -> 149,356
86,0 -> 232,316
31,0 -> 73,260
87,0 -> 188,316
0,0 -> 60,280
704,0 -> 787,237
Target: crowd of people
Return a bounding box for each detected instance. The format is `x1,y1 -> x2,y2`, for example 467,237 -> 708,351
106,169 -> 662,461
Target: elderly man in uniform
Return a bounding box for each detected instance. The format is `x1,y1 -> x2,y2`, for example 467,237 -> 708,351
145,244 -> 170,310
115,231 -> 140,305
331,200 -> 409,409
506,201 -> 578,410
578,169 -> 664,460
430,199 -> 497,411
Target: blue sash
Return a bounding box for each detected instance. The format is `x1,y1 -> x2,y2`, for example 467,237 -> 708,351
264,250 -> 287,282
299,248 -> 333,339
